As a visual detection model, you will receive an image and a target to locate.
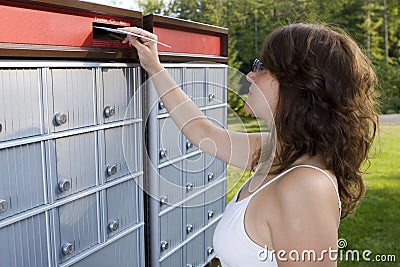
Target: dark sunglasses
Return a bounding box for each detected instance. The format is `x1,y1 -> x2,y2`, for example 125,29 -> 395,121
251,59 -> 265,72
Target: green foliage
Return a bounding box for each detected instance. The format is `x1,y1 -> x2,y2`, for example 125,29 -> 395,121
376,62 -> 400,114
137,0 -> 400,114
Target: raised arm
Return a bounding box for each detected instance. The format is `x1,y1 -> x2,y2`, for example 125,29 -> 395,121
121,27 -> 268,170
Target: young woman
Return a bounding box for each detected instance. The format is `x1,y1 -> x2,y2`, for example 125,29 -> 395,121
121,23 -> 378,266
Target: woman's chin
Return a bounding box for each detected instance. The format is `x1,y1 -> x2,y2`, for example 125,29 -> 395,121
244,102 -> 253,115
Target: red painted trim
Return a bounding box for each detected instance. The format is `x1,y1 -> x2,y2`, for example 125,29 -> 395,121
0,5 -> 131,48
154,27 -> 221,56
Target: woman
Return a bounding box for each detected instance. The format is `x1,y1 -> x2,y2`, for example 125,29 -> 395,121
121,23 -> 378,266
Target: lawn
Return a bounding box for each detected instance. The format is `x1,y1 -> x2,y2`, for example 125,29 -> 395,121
226,114 -> 399,266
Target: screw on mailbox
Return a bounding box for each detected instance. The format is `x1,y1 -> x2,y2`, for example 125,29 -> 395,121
0,199 -> 8,212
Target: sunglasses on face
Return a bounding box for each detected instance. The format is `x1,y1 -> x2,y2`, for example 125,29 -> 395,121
251,59 -> 265,72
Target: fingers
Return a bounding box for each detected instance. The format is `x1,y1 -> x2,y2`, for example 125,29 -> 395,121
118,27 -> 158,42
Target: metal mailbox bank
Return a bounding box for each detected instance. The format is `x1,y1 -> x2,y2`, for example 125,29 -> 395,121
143,15 -> 228,267
0,1 -> 228,267
0,1 -> 144,267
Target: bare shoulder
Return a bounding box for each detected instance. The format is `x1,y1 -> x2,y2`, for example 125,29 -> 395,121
269,166 -> 340,229
266,167 -> 340,266
275,167 -> 338,199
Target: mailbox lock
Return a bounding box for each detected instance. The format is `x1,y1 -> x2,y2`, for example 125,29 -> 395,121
159,101 -> 165,110
104,106 -> 115,118
186,141 -> 193,150
0,199 -> 8,213
62,242 -> 74,255
58,179 -> 71,192
186,224 -> 194,234
159,149 -> 167,159
108,220 -> 119,232
161,241 -> 169,251
106,164 -> 118,176
54,112 -> 68,126
208,210 -> 214,219
208,173 -> 215,182
159,196 -> 168,206
186,183 -> 194,192
207,247 -> 214,256
208,93 -> 215,101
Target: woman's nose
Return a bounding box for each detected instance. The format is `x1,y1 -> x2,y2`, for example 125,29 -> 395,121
246,71 -> 256,82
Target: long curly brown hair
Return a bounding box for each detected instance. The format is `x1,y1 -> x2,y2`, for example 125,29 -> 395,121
255,23 -> 379,218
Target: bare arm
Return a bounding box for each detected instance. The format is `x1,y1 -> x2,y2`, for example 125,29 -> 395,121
121,27 -> 268,170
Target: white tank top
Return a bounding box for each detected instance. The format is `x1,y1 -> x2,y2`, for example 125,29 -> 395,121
213,164 -> 342,267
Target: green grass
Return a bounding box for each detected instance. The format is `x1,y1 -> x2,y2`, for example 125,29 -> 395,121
226,116 -> 400,266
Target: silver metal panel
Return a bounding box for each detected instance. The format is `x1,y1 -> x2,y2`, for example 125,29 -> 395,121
157,67 -> 184,115
70,227 -> 144,267
183,135 -> 198,154
48,68 -> 95,132
0,213 -> 49,267
184,192 -> 205,239
185,232 -> 205,267
49,132 -> 97,200
205,182 -> 226,225
56,193 -> 99,263
204,153 -> 226,184
104,124 -> 140,182
159,161 -> 184,209
207,67 -> 227,106
105,178 -> 142,239
205,221 -> 219,262
184,153 -> 206,196
159,206 -> 183,256
0,68 -> 42,141
184,67 -> 206,107
160,247 -> 183,267
0,142 -> 45,219
158,117 -> 182,163
101,67 -> 141,123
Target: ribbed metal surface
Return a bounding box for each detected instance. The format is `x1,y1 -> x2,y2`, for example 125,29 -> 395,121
105,177 -> 142,239
184,153 -> 206,194
185,231 -> 205,267
184,192 -> 205,238
207,67 -> 227,106
160,206 -> 183,256
185,67 -> 206,107
56,193 -> 99,263
158,117 -> 182,163
48,68 -> 96,132
50,132 -> 97,200
0,68 -> 42,141
70,227 -> 144,267
148,64 -> 228,267
101,67 -> 141,123
104,124 -> 139,181
0,61 -> 145,267
0,142 -> 45,219
0,213 -> 49,267
159,161 -> 184,209
160,247 -> 183,267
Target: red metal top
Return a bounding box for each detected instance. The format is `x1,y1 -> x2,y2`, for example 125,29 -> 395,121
0,0 -> 142,60
143,14 -> 228,62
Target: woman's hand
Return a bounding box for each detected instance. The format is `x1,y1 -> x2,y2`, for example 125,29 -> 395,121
119,27 -> 164,75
